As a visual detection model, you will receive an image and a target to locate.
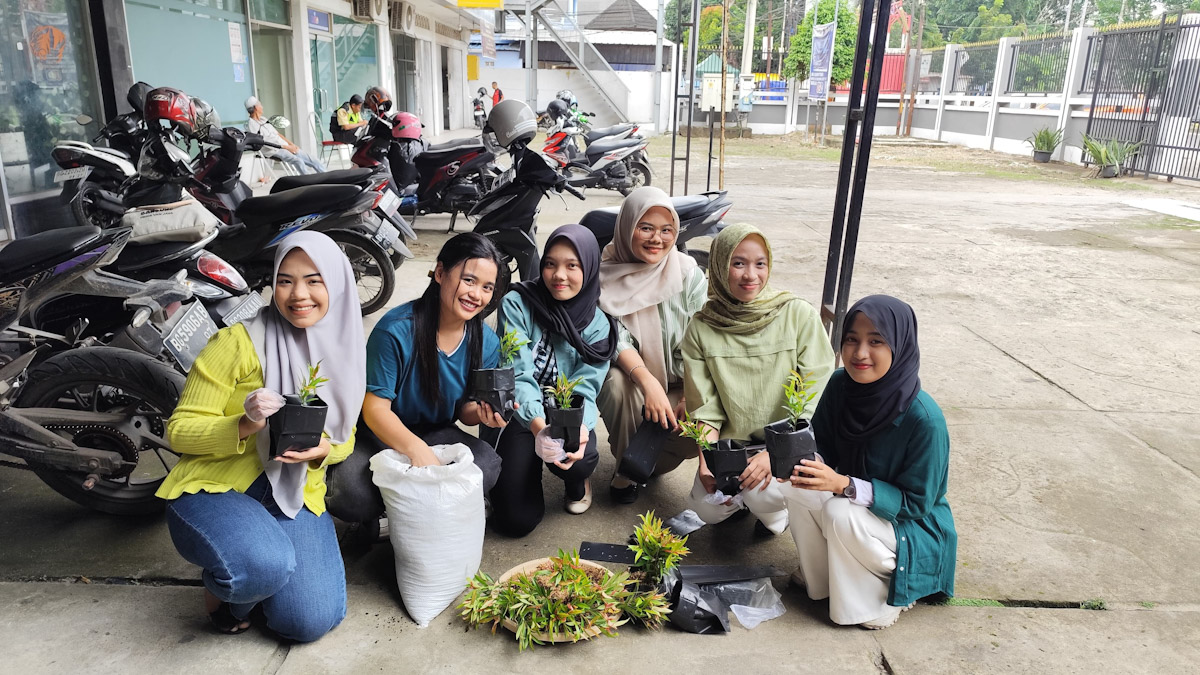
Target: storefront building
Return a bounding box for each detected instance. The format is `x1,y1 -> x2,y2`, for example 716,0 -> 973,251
0,0 -> 474,240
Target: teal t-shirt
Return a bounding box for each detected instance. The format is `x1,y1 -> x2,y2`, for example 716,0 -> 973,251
365,301 -> 499,427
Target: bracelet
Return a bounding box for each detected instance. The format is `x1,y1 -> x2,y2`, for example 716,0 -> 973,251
627,364 -> 646,378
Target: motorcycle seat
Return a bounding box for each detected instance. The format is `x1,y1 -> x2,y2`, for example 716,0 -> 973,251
235,184 -> 364,227
425,137 -> 483,153
112,236 -> 212,273
586,137 -> 643,159
269,168 -> 375,194
672,194 -> 713,219
95,147 -> 132,161
584,125 -> 634,145
0,226 -> 103,282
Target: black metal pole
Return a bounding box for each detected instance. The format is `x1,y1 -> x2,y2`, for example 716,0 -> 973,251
1083,34 -> 1108,147
820,0 -> 882,326
831,0 -> 898,347
682,0 -> 701,196
1138,13 -> 1177,178
669,4 -> 684,195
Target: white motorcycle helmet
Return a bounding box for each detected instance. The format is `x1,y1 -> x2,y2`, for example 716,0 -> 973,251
484,99 -> 537,148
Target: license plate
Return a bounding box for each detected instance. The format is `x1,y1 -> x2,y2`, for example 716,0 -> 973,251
378,190 -> 402,216
220,292 -> 266,327
163,302 -> 219,372
373,222 -> 400,251
54,167 -> 88,183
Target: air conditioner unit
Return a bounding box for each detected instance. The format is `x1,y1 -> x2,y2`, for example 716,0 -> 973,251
352,0 -> 387,23
390,0 -> 416,33
351,0 -> 372,21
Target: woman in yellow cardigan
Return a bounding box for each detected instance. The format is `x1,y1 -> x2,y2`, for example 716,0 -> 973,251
157,232 -> 365,641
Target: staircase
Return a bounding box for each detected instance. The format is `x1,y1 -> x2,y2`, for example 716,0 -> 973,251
506,0 -> 631,122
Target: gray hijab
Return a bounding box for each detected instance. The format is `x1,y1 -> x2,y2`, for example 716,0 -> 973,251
242,231 -> 365,519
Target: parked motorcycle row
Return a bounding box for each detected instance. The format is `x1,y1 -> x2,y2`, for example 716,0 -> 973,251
0,83 -> 731,518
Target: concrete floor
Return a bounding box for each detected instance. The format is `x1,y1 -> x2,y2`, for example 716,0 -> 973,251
3,139 -> 1200,673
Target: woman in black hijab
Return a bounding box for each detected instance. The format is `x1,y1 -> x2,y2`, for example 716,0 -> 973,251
784,295 -> 956,630
490,225 -> 618,536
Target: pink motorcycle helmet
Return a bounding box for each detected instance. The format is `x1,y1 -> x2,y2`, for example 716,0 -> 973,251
391,112 -> 422,139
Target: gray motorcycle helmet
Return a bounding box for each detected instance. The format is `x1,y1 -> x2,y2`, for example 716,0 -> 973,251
191,97 -> 221,139
484,99 -> 537,148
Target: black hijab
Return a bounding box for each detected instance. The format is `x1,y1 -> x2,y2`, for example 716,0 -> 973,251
512,224 -> 617,364
836,295 -> 922,478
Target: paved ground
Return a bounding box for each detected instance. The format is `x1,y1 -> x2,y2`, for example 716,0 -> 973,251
3,133 -> 1200,673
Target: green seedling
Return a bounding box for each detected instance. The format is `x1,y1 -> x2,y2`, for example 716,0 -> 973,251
677,411 -> 715,452
781,369 -> 818,425
542,373 -> 584,410
298,362 -> 329,406
629,511 -> 690,586
499,328 -> 529,367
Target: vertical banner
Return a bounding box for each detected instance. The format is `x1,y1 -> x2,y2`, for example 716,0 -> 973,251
22,11 -> 76,85
808,21 -> 836,100
475,10 -> 496,61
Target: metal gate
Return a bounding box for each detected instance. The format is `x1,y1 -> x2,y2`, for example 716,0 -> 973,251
1083,15 -> 1200,181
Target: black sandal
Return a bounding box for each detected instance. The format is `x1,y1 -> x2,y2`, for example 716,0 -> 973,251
209,602 -> 251,635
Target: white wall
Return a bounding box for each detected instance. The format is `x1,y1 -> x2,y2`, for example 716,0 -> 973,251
470,66 -> 671,130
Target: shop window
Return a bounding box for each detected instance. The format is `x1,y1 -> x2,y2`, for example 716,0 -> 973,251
333,14 -> 378,109
0,0 -> 102,200
249,0 -> 288,25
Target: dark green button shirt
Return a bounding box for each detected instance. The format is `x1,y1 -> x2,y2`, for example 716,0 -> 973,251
812,369 -> 957,606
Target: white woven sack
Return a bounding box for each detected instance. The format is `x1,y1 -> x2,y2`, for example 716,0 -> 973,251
369,443 -> 484,627
121,198 -> 219,244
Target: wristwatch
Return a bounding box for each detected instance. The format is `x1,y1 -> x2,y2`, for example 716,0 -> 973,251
839,477 -> 856,499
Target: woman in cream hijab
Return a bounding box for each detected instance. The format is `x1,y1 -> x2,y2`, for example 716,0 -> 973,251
598,186 -> 708,504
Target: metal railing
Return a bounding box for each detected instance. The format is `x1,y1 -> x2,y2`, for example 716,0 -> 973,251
532,0 -> 631,120
1007,33 -> 1071,95
950,43 -> 999,95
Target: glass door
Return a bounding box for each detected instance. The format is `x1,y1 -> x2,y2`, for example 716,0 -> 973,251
309,34 -> 336,142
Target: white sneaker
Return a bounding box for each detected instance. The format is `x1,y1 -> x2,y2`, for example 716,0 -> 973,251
858,602 -> 915,630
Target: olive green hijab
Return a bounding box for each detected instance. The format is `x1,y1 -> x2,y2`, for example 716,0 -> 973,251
695,223 -> 797,335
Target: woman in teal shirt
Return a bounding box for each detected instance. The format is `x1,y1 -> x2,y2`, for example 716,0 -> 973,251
326,233 -> 510,528
787,295 -> 956,629
491,224 -> 617,536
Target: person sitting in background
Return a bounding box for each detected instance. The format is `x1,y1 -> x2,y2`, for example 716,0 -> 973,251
245,96 -> 326,175
332,94 -> 367,145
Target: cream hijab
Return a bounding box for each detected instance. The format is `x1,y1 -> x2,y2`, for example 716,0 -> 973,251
599,186 -> 697,387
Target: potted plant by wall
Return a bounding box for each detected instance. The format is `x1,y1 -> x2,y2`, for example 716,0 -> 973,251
459,548 -> 671,651
1082,134 -> 1119,178
469,329 -> 529,421
543,373 -> 585,452
764,370 -> 820,479
679,413 -> 745,496
268,362 -> 329,458
1025,127 -> 1062,163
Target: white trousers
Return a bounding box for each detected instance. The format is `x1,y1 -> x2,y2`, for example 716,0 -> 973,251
785,487 -> 898,626
687,473 -> 790,534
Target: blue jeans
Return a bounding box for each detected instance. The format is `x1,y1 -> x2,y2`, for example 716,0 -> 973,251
165,474 -> 346,642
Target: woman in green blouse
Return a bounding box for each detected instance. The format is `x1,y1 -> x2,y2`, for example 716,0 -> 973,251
786,295 -> 956,629
682,224 -> 835,534
598,186 -> 708,504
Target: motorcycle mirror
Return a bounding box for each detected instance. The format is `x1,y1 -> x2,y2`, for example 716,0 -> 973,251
75,114 -> 93,126
267,114 -> 291,130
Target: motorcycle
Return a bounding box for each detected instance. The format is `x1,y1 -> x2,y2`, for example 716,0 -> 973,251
352,110 -> 501,232
469,140 -> 584,284
578,191 -> 733,270
131,125 -> 399,315
0,225 -> 205,515
53,82 -> 155,230
472,87 -> 488,129
543,122 -> 652,196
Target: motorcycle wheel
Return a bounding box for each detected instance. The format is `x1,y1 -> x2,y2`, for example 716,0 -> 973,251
71,180 -> 122,229
326,230 -> 395,316
18,347 -> 185,516
619,161 -> 652,196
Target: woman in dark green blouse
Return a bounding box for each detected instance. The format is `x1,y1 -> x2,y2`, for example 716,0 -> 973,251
786,295 -> 956,629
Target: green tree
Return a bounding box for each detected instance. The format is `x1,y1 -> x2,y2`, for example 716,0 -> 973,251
781,0 -> 859,84
949,0 -> 1026,43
